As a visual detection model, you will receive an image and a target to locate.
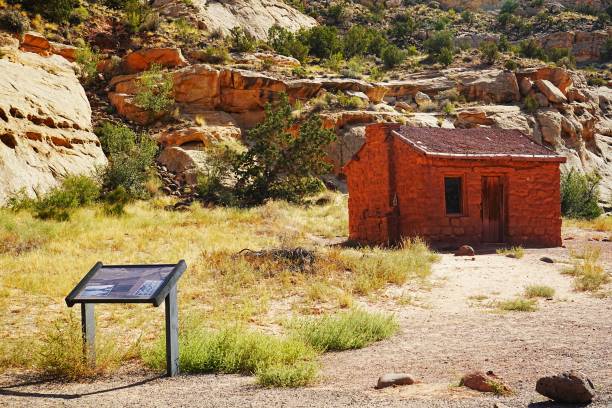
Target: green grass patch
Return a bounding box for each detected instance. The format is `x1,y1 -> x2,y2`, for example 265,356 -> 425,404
290,308 -> 398,352
524,285 -> 555,299
142,325 -> 318,387
496,298 -> 537,312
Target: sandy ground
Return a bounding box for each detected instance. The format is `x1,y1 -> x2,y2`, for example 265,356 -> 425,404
1,229 -> 610,408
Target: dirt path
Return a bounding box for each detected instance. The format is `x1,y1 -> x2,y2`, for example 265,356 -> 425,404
1,237 -> 610,408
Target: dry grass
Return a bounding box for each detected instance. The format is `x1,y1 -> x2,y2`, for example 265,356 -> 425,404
496,298 -> 537,312
564,217 -> 612,238
0,193 -> 438,378
496,246 -> 525,259
524,285 -> 555,299
564,246 -> 609,293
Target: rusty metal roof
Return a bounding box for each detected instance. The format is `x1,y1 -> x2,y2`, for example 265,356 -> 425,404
394,126 -> 565,161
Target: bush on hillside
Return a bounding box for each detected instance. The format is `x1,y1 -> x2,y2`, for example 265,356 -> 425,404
268,25 -> 309,63
305,25 -> 343,59
381,44 -> 406,69
74,42 -> 100,82
424,30 -> 455,66
0,10 -> 30,34
134,64 -> 175,116
232,94 -> 336,206
388,12 -> 418,46
17,0 -> 77,23
230,26 -> 257,53
479,41 -> 499,65
95,122 -> 158,199
32,176 -> 100,221
561,169 -> 603,220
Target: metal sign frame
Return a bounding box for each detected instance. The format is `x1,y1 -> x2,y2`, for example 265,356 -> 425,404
65,260 -> 187,377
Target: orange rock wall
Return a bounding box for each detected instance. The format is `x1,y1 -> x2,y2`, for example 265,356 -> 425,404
345,124 -> 563,248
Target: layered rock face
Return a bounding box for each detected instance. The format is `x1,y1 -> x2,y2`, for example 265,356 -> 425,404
153,0 -> 317,40
535,29 -> 612,63
106,50 -> 612,206
0,38 -> 106,204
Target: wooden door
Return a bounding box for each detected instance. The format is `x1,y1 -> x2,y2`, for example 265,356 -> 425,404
481,176 -> 505,243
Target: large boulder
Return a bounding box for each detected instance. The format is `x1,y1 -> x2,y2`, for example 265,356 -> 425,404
122,48 -> 188,74
0,43 -> 106,204
535,80 -> 568,104
455,69 -> 520,103
516,67 -> 573,95
157,143 -> 208,185
153,0 -> 316,40
536,371 -> 595,404
455,105 -> 531,135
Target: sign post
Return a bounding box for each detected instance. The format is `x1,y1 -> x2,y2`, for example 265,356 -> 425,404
66,261 -> 187,377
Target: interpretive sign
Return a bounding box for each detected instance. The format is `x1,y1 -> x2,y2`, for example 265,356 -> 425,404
66,261 -> 187,376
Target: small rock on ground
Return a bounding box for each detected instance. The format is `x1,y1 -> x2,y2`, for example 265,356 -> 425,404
455,245 -> 476,257
460,371 -> 511,394
540,256 -> 554,263
535,371 -> 595,404
376,373 -> 416,389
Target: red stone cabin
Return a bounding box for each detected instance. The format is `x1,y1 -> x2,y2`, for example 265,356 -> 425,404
343,124 -> 566,248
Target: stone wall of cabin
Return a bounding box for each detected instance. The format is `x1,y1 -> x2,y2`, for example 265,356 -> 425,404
345,124 -> 563,248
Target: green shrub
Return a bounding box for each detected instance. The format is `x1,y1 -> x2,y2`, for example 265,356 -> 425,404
388,12 -> 418,46
325,2 -> 347,25
142,325 -> 318,387
0,9 -> 30,34
479,41 -> 499,65
461,10 -> 474,25
232,94 -> 336,206
124,0 -> 156,33
381,44 -> 406,69
69,6 -> 89,25
424,31 -> 455,65
96,122 -> 158,198
19,0 -> 77,23
323,52 -> 345,72
523,95 -> 538,113
501,0 -> 519,14
103,186 -> 131,216
343,25 -> 381,58
74,42 -> 100,82
561,169 -> 603,220
268,25 -> 309,62
504,59 -> 519,71
291,309 -> 399,352
173,18 -> 199,44
336,92 -> 366,109
306,25 -> 342,59
518,39 -> 546,60
134,64 -> 175,116
198,46 -> 231,64
230,26 -> 256,52
30,175 -> 99,221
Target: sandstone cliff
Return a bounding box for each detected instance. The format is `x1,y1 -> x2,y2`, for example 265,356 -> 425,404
0,36 -> 106,204
153,0 -> 317,40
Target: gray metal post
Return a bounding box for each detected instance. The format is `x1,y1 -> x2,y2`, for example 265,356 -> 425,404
165,285 -> 179,377
80,303 -> 95,367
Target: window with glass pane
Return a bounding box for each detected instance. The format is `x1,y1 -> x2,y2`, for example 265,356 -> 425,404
445,177 -> 463,215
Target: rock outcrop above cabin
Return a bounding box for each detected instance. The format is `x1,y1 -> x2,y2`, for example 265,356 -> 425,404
152,0 -> 317,40
0,37 -> 106,204
105,52 -> 612,205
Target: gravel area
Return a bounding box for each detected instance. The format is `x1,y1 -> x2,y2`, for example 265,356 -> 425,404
1,232 -> 610,408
